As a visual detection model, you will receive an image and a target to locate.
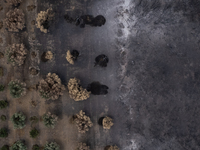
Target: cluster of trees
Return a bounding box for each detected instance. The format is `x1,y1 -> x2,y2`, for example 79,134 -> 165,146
0,0 -> 119,149
1,141 -> 61,150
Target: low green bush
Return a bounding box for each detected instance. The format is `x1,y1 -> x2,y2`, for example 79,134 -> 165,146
32,144 -> 40,150
0,145 -> 9,150
10,140 -> 27,150
30,128 -> 39,138
0,100 -> 8,109
0,115 -> 6,121
0,85 -> 5,91
11,112 -> 26,129
44,142 -> 60,150
0,128 -> 8,138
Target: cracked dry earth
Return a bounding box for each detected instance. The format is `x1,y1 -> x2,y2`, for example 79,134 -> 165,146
1,0 -> 200,150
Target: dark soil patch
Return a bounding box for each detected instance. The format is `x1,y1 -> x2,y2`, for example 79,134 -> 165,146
27,5 -> 36,11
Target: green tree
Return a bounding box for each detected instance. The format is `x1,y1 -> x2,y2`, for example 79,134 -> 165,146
44,142 -> 60,150
8,80 -> 26,98
0,100 -> 8,109
0,145 -> 9,150
43,112 -> 58,129
0,115 -> 6,121
11,112 -> 26,129
0,128 -> 8,138
0,85 -> 5,91
10,140 -> 27,150
30,128 -> 39,138
32,144 -> 40,150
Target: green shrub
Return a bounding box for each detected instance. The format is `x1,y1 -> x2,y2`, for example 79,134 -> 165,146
43,112 -> 58,128
0,100 -> 8,109
44,142 -> 60,150
0,85 -> 5,91
0,115 -> 6,121
11,112 -> 26,129
8,80 -> 26,98
10,140 -> 27,150
30,128 -> 39,138
32,145 -> 40,150
0,128 -> 8,138
0,145 -> 9,150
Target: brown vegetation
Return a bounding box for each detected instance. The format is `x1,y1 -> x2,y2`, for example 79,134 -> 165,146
27,5 -> 36,11
66,50 -> 74,65
36,8 -> 54,33
105,145 -> 119,150
29,68 -> 39,75
6,0 -> 22,6
76,143 -> 90,150
0,67 -> 3,77
68,78 -> 90,101
0,52 -> 4,59
38,73 -> 65,100
5,8 -> 25,32
0,21 -> 3,29
45,51 -> 53,60
6,44 -> 27,66
74,110 -> 93,133
103,116 -> 114,129
0,5 -> 3,11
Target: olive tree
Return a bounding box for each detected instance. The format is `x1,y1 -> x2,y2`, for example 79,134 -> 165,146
43,112 -> 58,129
11,112 -> 26,129
10,140 -> 27,150
44,142 -> 60,150
8,80 -> 26,98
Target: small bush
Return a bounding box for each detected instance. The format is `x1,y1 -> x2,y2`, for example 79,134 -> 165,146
44,142 -> 60,150
6,0 -> 22,6
30,128 -> 39,138
0,128 -> 8,138
0,85 -> 5,91
42,112 -> 58,128
0,145 -> 9,150
74,110 -> 93,133
10,140 -> 27,150
11,112 -> 26,129
76,143 -> 90,150
8,80 -> 26,98
102,116 -> 114,129
0,100 -> 8,109
32,145 -> 40,150
0,115 -> 6,121
105,145 -> 119,150
36,9 -> 54,33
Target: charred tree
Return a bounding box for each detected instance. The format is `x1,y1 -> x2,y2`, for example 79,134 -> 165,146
87,81 -> 109,95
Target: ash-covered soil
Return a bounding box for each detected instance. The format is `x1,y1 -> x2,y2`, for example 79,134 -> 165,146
1,0 -> 200,150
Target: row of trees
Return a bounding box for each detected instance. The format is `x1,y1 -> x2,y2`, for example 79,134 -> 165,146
1,142 -> 119,150
1,141 -> 60,150
1,0 -> 116,149
7,73 -> 91,101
